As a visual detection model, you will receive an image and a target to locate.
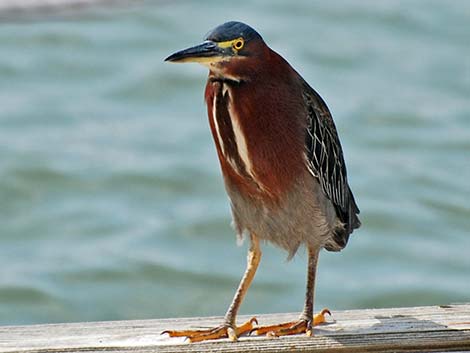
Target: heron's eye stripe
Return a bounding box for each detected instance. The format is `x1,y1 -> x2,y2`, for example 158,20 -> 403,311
217,40 -> 233,48
216,38 -> 245,50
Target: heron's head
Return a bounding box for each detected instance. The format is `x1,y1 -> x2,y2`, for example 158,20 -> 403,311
165,21 -> 268,80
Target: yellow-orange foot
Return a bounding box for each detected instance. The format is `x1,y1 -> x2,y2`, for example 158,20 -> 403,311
162,317 -> 257,343
251,308 -> 330,337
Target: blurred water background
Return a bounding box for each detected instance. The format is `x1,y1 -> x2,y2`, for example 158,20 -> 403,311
0,0 -> 469,326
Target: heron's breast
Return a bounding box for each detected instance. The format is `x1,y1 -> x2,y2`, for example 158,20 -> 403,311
205,79 -> 305,201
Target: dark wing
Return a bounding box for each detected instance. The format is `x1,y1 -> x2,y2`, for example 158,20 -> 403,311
302,80 -> 360,249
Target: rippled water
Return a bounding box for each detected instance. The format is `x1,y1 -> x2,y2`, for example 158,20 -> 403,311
0,1 -> 469,325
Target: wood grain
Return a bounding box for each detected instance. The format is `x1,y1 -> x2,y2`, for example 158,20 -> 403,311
1,304 -> 470,353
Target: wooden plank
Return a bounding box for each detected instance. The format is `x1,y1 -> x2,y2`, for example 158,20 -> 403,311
1,304 -> 470,353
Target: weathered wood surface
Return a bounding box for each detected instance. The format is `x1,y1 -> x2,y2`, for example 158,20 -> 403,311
1,304 -> 470,353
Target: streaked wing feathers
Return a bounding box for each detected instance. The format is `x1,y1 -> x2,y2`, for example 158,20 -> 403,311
302,80 -> 360,240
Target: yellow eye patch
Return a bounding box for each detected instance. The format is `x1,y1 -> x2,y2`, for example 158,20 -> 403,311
232,38 -> 244,50
217,37 -> 245,51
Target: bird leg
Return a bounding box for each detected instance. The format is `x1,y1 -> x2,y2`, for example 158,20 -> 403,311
163,236 -> 262,342
251,247 -> 330,337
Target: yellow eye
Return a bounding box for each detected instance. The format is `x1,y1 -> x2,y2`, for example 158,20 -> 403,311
232,38 -> 244,50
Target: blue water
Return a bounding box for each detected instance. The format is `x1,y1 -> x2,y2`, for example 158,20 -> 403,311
0,1 -> 469,325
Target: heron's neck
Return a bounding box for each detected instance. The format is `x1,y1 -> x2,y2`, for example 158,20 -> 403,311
208,75 -> 243,86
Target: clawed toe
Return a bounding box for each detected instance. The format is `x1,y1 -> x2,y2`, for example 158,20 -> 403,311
163,309 -> 331,341
163,317 -> 258,342
251,308 -> 331,337
251,319 -> 309,337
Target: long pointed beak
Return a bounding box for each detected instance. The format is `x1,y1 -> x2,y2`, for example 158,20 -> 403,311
165,41 -> 227,63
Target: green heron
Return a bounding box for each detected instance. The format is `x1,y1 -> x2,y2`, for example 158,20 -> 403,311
164,21 -> 360,342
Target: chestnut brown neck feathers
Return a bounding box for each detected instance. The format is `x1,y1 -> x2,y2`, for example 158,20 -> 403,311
204,49 -> 307,203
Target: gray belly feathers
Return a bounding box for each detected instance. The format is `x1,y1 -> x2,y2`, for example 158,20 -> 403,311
226,171 -> 344,259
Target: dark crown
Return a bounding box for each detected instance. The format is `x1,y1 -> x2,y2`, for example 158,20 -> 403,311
204,21 -> 263,42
